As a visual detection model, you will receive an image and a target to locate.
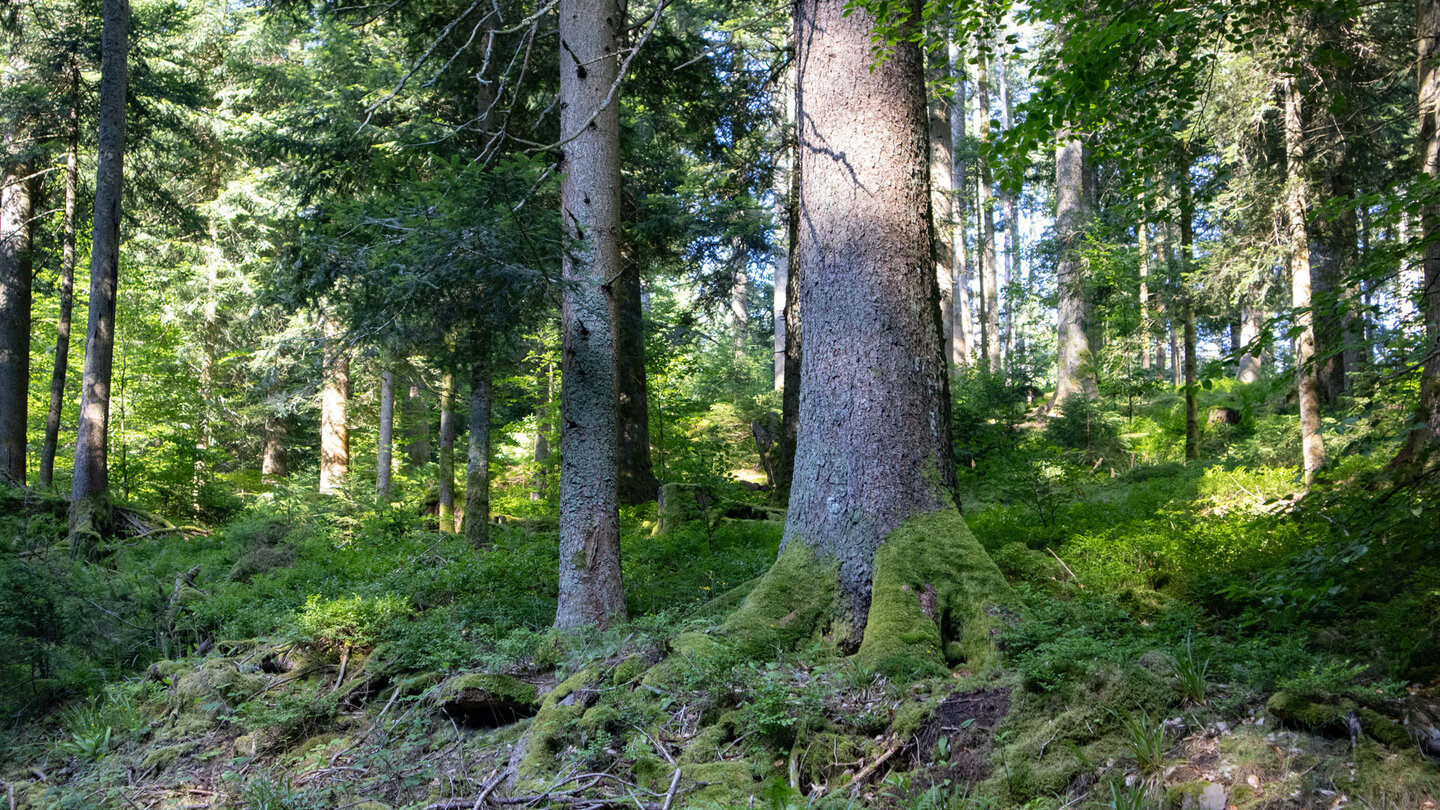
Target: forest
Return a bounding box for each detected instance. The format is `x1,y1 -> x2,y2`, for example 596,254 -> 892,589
1,0 -> 1439,806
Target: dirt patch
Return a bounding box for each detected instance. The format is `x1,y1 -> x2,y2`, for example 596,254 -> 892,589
914,687 -> 1012,783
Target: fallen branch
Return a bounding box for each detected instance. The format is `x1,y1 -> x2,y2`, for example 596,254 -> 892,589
847,736 -> 906,795
1045,547 -> 1083,587
660,768 -> 682,810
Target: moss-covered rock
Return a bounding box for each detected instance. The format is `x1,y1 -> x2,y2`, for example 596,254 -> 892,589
436,673 -> 540,727
857,509 -> 1016,679
611,654 -> 648,686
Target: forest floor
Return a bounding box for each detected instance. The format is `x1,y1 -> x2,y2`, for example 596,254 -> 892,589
3,386 -> 1440,809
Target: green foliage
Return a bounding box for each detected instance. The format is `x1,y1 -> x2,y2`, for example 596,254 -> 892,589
293,593 -> 408,652
1110,705 -> 1167,778
1045,394 -> 1126,459
1167,633 -> 1210,705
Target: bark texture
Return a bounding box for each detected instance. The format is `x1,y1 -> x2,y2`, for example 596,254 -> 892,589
948,39 -> 971,368
464,360 -> 492,547
1286,78 -> 1326,484
1238,297 -> 1263,384
318,313 -> 350,495
71,0 -> 130,536
774,183 -> 802,503
377,368 -> 395,498
615,261 -> 657,505
554,0 -> 626,629
0,161 -> 34,486
262,415 -> 287,479
1052,133 -> 1095,405
39,65 -> 81,490
785,0 -> 956,642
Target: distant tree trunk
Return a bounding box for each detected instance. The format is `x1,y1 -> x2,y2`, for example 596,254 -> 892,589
531,361 -> 552,502
1139,218 -> 1151,370
1052,132 -> 1094,405
1238,299 -> 1263,383
949,37 -> 972,368
1286,77 -> 1326,485
377,368 -> 395,498
998,54 -> 1020,367
554,0 -> 626,629
437,371 -> 456,532
404,376 -> 430,467
39,63 -> 82,490
464,359 -> 492,547
929,52 -> 955,358
71,0 -> 130,548
616,261 -> 658,504
785,0 -> 957,643
1312,168 -> 1354,405
262,415 -> 287,479
975,46 -> 999,372
730,236 -> 749,349
1178,160 -> 1200,461
1170,324 -> 1181,387
1394,0 -> 1440,471
318,313 -> 350,495
0,159 -> 34,487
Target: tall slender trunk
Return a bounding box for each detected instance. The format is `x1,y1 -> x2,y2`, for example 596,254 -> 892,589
1178,159 -> 1200,461
377,368 -> 395,498
464,359 -> 492,547
39,64 -> 81,490
1395,0 -> 1440,470
997,53 -> 1020,367
437,371 -> 456,532
774,169 -> 802,503
975,46 -> 999,372
0,159 -> 34,486
71,0 -> 130,548
1238,299 -> 1263,383
787,0 -> 956,642
616,260 -> 658,504
1286,77 -> 1325,484
318,312 -> 350,494
1139,218 -> 1151,370
531,360 -> 552,502
948,38 -> 972,368
404,376 -> 430,467
1052,132 -> 1094,405
930,52 -> 955,358
555,0 -> 626,628
730,236 -> 748,349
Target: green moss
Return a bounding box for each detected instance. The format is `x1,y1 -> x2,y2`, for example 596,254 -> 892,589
139,743 -> 189,772
721,542 -> 839,660
679,711 -> 742,764
579,703 -> 621,735
515,704 -> 584,784
1350,737 -> 1440,801
682,760 -> 762,808
1266,691 -> 1346,732
439,673 -> 538,707
857,509 -> 1015,679
612,655 -> 648,686
799,731 -> 863,787
1357,708 -> 1412,749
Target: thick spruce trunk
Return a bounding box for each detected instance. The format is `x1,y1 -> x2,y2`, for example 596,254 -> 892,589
783,0 -> 957,641
554,0 -> 626,629
1052,132 -> 1095,405
71,0 -> 130,548
262,415 -> 287,479
0,165 -> 34,486
464,360 -> 492,547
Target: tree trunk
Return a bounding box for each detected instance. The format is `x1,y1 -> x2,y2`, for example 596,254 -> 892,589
262,415 -> 287,479
1394,0 -> 1440,471
1139,218 -> 1151,371
948,38 -> 972,369
39,63 -> 82,490
404,376 -> 430,467
997,54 -> 1020,367
1178,164 -> 1200,461
773,177 -> 802,503
1238,300 -> 1263,383
71,0 -> 130,548
554,0 -> 626,629
975,47 -> 1000,372
318,312 -> 350,495
0,158 -> 34,487
773,55 -> 794,391
1312,168 -> 1354,406
730,235 -> 748,349
464,359 -> 492,548
1052,132 -> 1094,405
437,371 -> 456,532
616,260 -> 658,505
929,52 -> 955,359
532,360 -> 552,502
377,367 -> 395,498
785,0 -> 957,642
1286,77 -> 1325,484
